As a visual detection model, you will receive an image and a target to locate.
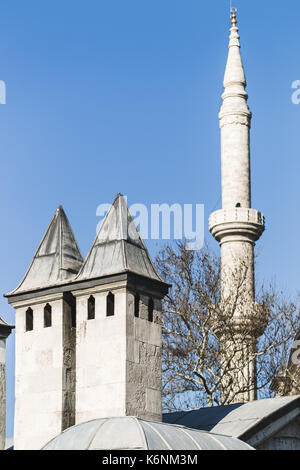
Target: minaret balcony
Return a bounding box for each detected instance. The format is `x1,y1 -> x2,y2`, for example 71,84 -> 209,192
209,207 -> 265,244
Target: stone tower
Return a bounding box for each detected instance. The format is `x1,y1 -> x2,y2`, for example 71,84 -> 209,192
0,316 -> 14,450
6,195 -> 169,449
209,10 -> 266,403
5,206 -> 84,450
74,194 -> 169,425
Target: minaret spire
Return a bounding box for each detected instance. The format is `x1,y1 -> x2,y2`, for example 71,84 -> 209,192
220,7 -> 252,210
209,11 -> 266,403
224,9 -> 247,92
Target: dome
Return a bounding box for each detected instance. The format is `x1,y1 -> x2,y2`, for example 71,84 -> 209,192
42,417 -> 253,450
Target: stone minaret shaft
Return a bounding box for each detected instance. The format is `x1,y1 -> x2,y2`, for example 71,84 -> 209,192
209,10 -> 266,403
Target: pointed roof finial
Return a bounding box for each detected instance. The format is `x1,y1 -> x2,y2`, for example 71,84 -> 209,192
231,8 -> 237,26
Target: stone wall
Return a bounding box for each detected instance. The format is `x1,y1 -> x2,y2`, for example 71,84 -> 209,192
75,282 -> 162,424
12,278 -> 164,446
257,418 -> 300,450
62,294 -> 76,430
0,339 -> 6,450
75,285 -> 128,424
13,293 -> 75,450
126,292 -> 162,422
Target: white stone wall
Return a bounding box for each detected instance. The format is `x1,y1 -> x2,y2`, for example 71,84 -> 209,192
13,295 -> 67,450
75,283 -> 162,424
75,287 -> 127,424
0,338 -> 6,450
126,292 -> 162,422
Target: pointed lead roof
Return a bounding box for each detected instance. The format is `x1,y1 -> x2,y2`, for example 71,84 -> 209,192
8,206 -> 84,295
76,194 -> 162,282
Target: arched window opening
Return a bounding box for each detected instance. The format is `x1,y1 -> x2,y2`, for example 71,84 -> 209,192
134,293 -> 140,318
88,295 -> 95,320
44,303 -> 52,328
107,292 -> 115,317
26,307 -> 33,332
235,203 -> 241,208
148,298 -> 154,323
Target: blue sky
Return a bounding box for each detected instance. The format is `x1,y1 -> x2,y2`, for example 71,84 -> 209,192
1,0 -> 300,437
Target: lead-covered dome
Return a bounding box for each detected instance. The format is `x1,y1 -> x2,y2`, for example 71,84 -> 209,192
42,417 -> 253,450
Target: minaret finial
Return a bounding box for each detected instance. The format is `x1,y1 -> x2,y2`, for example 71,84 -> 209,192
230,8 -> 237,26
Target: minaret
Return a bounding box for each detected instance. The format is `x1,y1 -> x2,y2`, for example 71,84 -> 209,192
0,316 -> 14,450
209,9 -> 266,403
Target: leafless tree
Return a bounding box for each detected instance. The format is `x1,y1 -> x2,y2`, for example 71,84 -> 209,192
156,241 -> 300,412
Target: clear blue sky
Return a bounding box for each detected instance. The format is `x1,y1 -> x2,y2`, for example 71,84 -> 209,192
1,0 -> 300,437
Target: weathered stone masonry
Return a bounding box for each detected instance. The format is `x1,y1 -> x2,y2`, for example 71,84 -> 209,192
0,317 -> 14,450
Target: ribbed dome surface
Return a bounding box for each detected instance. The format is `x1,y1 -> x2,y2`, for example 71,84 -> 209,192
42,417 -> 253,450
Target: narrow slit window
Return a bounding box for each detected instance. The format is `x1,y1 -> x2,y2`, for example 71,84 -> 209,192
134,293 -> 140,318
88,295 -> 95,320
44,303 -> 52,328
148,298 -> 154,322
107,292 -> 115,317
26,307 -> 33,332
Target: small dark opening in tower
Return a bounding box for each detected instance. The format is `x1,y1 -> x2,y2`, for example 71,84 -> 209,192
148,297 -> 154,322
44,303 -> 52,328
88,295 -> 95,320
107,292 -> 115,317
235,203 -> 241,208
26,307 -> 33,332
134,293 -> 140,318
